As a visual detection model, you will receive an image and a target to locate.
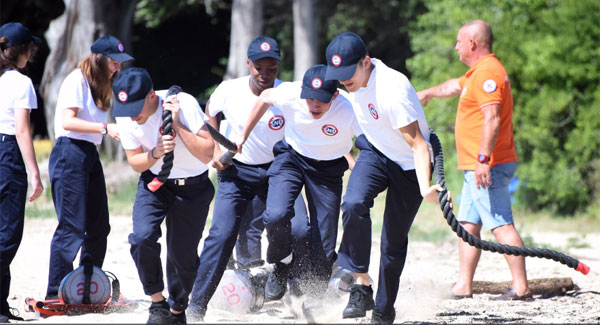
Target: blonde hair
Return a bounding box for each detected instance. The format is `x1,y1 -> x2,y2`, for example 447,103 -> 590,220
78,53 -> 117,111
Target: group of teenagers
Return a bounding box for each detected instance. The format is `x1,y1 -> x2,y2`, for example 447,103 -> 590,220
1,18 -> 531,325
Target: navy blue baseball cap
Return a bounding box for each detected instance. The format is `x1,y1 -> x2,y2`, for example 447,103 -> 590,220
247,36 -> 281,62
300,65 -> 338,103
112,67 -> 153,117
91,35 -> 134,62
0,22 -> 41,48
325,32 -> 367,81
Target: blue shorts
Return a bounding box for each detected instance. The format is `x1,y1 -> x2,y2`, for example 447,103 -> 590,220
457,162 -> 517,230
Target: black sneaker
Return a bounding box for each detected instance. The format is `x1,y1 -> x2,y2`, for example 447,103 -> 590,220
371,309 -> 395,324
1,308 -> 24,321
147,299 -> 171,325
342,284 -> 375,318
170,310 -> 186,325
265,262 -> 291,300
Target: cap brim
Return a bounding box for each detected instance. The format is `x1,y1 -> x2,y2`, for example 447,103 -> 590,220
107,52 -> 134,62
249,53 -> 281,62
300,87 -> 334,103
325,63 -> 357,81
112,97 -> 145,117
32,35 -> 41,44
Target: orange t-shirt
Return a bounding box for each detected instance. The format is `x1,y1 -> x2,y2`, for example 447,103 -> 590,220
456,54 -> 518,170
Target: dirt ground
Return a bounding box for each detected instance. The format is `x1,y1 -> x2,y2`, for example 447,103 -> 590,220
7,214 -> 599,324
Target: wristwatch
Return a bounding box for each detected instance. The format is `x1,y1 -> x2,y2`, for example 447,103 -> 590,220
100,122 -> 107,135
477,154 -> 490,163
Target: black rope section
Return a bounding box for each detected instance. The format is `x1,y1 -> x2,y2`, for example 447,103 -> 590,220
429,129 -> 589,275
147,85 -> 182,192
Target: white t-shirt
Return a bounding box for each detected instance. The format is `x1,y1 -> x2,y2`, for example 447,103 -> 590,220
0,69 -> 38,135
117,90 -> 209,178
347,58 -> 431,170
54,69 -> 108,145
264,81 -> 361,161
208,76 -> 285,164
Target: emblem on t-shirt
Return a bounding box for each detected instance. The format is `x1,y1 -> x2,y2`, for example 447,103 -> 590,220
331,55 -> 342,66
483,79 -> 497,93
322,124 -> 338,136
368,103 -> 379,120
269,115 -> 285,130
260,42 -> 271,52
118,91 -> 128,102
311,78 -> 322,89
118,43 -> 124,53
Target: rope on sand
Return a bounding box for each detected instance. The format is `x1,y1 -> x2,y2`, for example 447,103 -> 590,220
429,130 -> 589,275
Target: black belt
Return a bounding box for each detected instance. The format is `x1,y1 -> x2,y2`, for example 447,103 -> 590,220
144,170 -> 208,186
0,134 -> 16,142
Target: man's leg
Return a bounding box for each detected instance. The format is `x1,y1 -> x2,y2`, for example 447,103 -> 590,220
128,172 -> 171,324
338,138 -> 388,318
453,171 -> 483,297
453,222 -> 482,296
189,172 -> 254,315
165,175 -> 214,313
235,196 -> 265,267
373,165 -> 422,318
492,224 -> 529,296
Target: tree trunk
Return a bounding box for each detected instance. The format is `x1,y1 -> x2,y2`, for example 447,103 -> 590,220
293,0 -> 317,81
40,0 -> 136,161
224,0 -> 263,80
472,277 -> 575,296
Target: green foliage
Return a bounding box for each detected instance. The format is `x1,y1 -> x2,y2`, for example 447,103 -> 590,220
408,0 -> 600,214
135,0 -> 228,28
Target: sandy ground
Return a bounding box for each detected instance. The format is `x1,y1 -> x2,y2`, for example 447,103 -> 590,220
6,214 -> 599,324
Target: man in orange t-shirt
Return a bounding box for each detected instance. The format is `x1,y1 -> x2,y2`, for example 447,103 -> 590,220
418,20 -> 531,301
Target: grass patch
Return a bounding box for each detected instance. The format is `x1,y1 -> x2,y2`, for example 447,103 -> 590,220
107,178 -> 139,216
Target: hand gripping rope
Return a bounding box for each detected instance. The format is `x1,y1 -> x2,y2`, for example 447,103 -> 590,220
147,85 -> 182,192
429,130 -> 590,275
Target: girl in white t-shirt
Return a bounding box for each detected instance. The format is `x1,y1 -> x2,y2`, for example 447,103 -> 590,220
0,22 -> 43,321
45,35 -> 133,299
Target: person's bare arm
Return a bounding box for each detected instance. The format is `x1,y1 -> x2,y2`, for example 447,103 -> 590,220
400,120 -> 445,205
14,108 -> 43,201
416,78 -> 462,107
475,103 -> 501,189
344,152 -> 356,170
205,101 -> 230,170
61,107 -> 119,140
237,88 -> 274,152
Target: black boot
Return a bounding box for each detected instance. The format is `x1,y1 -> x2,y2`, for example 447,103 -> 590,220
170,310 -> 187,325
265,262 -> 291,300
342,284 -> 375,318
371,309 -> 395,324
147,299 -> 171,325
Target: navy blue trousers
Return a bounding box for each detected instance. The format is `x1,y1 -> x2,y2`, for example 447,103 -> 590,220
264,140 -> 348,286
0,134 -> 27,314
189,160 -> 307,310
235,195 -> 265,266
47,137 -> 111,297
130,170 -> 213,312
337,135 -> 423,316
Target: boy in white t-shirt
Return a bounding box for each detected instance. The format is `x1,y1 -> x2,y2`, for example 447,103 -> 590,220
325,32 -> 445,324
188,36 -> 308,321
112,67 -> 215,325
238,64 -> 360,312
